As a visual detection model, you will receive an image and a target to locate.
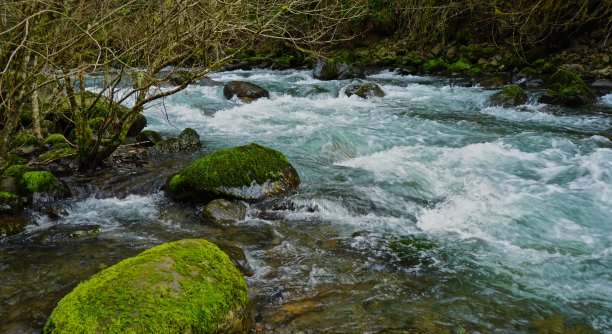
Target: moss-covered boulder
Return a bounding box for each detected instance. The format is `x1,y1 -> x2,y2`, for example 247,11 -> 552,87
312,58 -> 364,81
223,81 -> 269,103
344,83 -> 385,99
447,58 -> 472,73
166,143 -> 299,202
21,171 -> 70,203
489,84 -> 528,107
421,58 -> 448,73
201,199 -> 247,225
44,239 -> 250,334
146,128 -> 202,156
538,69 -> 596,107
0,192 -> 22,214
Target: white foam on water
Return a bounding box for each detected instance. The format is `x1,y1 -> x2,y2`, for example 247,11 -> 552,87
601,93 -> 612,105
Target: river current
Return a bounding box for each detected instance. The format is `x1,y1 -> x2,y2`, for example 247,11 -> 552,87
1,69 -> 611,333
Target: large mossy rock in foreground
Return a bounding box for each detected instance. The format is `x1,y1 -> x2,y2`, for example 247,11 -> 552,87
166,143 -> 299,202
44,239 -> 249,334
538,69 -> 596,107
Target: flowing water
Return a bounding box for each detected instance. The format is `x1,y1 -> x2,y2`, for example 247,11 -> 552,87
1,69 -> 611,333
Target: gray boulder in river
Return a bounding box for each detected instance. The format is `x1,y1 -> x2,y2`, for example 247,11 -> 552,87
344,82 -> 385,98
223,81 -> 269,102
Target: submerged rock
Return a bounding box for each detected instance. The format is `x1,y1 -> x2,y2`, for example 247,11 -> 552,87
312,58 -> 364,80
538,69 -> 596,107
344,83 -> 385,98
223,81 -> 269,102
27,224 -> 100,244
165,143 -> 299,202
43,239 -> 250,333
489,84 -> 528,107
201,199 -> 247,224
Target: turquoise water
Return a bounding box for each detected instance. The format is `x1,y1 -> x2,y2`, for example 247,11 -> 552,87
1,69 -> 611,333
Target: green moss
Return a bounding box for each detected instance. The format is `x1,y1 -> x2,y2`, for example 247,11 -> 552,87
519,67 -> 538,77
169,143 -> 292,193
447,58 -> 472,73
421,58 -> 447,72
0,191 -> 18,201
39,146 -> 76,161
2,164 -> 34,178
1,154 -> 26,170
548,69 -> 595,101
44,239 -> 248,334
10,132 -> 38,149
22,171 -> 58,193
490,84 -> 528,107
43,133 -> 67,145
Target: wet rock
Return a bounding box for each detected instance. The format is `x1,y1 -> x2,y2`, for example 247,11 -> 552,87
146,128 -> 201,156
344,83 -> 385,99
217,244 -> 255,277
312,58 -> 364,81
0,215 -> 28,237
127,113 -> 147,136
165,143 -> 300,202
591,79 -> 612,95
223,81 -> 269,102
193,76 -> 222,86
538,69 -> 596,107
489,85 -> 528,107
177,127 -> 201,150
44,239 -> 250,333
27,224 -> 100,244
480,76 -> 507,89
136,130 -> 163,146
201,199 -> 247,225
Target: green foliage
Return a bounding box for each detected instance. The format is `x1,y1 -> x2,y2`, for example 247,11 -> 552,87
44,239 -> 248,334
168,143 -> 292,194
22,171 -> 59,193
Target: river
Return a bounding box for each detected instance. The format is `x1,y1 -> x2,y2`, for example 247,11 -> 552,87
1,69 -> 611,333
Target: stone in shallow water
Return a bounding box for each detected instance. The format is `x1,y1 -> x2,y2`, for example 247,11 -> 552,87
44,239 -> 250,333
201,199 -> 247,225
223,81 -> 269,102
344,82 -> 385,99
166,143 -> 299,202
